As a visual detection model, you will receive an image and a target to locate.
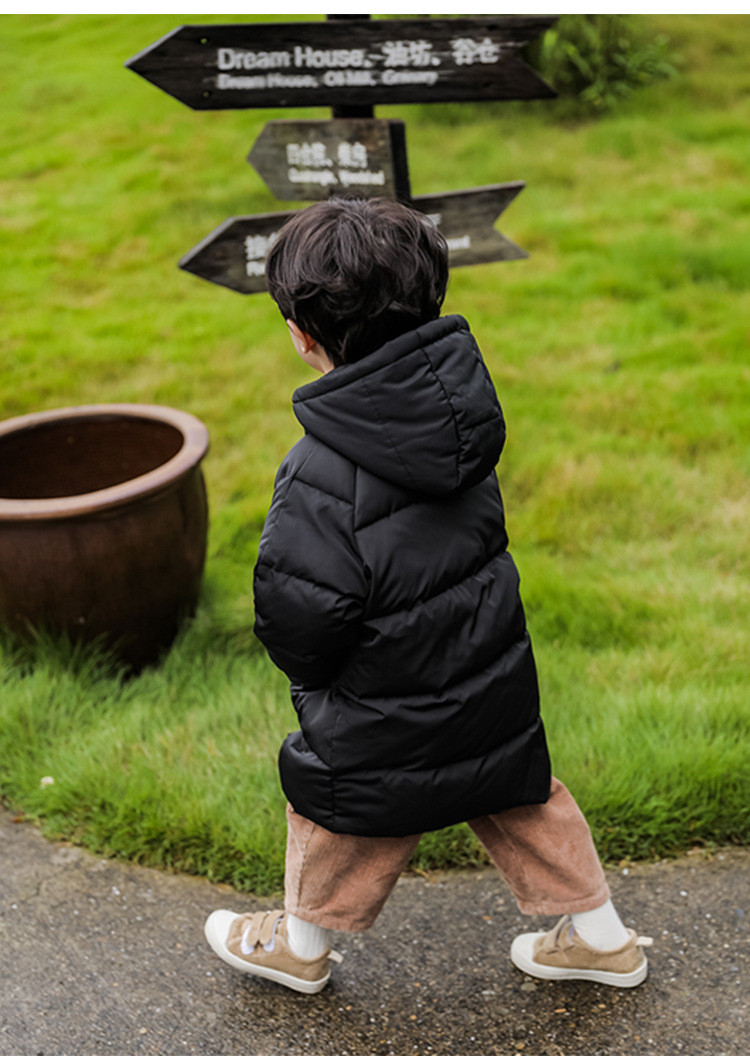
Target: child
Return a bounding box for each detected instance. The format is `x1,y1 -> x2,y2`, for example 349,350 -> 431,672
204,197 -> 652,994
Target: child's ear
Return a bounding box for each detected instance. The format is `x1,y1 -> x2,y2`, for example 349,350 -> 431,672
287,320 -> 334,374
287,320 -> 316,356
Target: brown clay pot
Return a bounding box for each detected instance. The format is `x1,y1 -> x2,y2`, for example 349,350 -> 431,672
0,403 -> 210,670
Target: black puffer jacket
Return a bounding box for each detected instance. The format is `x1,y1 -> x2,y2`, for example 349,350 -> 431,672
254,315 -> 550,837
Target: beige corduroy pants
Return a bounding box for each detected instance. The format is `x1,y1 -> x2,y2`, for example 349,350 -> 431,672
284,777 -> 611,932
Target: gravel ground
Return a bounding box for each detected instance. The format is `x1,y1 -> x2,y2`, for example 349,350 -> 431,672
1,808 -> 747,1056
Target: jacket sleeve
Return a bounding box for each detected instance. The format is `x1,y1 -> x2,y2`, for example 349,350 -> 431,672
253,448 -> 367,687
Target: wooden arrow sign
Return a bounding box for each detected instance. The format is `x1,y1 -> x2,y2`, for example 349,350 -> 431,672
415,183 -> 527,269
248,118 -> 410,202
125,17 -> 556,111
178,211 -> 287,295
178,183 -> 526,295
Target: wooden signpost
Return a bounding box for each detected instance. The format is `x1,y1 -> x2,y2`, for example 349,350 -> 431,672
125,14 -> 557,295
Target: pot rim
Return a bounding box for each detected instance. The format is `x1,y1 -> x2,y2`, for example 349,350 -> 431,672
0,403 -> 210,521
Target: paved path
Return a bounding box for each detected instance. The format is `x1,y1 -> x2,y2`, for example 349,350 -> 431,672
0,809 -> 747,1056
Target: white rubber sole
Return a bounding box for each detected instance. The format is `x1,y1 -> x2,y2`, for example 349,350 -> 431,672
510,932 -> 649,988
204,910 -> 330,995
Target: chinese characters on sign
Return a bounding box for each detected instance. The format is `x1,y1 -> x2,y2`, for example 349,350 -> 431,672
216,35 -> 505,94
248,119 -> 405,201
285,140 -> 381,191
244,232 -> 278,277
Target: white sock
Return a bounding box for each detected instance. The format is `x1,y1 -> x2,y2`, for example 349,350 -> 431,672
570,900 -> 630,951
286,913 -> 329,959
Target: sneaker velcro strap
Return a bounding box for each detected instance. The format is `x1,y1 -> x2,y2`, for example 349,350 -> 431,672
240,910 -> 284,950
240,912 -> 265,949
540,916 -> 574,952
258,910 -> 284,947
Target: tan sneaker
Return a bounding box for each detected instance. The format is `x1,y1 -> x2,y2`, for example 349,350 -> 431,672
510,915 -> 652,988
204,909 -> 341,994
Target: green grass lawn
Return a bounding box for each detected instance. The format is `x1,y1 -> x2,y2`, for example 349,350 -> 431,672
1,14 -> 748,893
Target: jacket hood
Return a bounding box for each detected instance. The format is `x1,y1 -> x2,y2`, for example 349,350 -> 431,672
292,315 -> 505,496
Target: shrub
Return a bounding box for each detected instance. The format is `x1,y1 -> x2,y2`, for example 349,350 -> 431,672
534,14 -> 677,116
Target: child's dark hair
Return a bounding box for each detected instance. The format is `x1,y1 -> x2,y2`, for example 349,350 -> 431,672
265,196 -> 449,367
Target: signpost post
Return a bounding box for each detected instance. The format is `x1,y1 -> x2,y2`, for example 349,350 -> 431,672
125,14 -> 557,295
